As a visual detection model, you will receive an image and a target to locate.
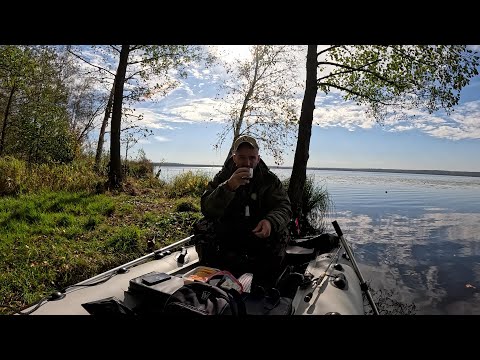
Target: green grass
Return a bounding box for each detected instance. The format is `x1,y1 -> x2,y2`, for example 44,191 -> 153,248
0,172 -> 204,314
0,158 -> 337,315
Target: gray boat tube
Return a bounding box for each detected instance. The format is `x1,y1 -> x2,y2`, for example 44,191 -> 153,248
73,235 -> 195,287
332,221 -> 380,315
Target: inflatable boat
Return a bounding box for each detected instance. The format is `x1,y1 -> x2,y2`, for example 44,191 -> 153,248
20,221 -> 378,315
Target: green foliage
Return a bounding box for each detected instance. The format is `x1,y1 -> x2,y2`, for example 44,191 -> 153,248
0,157 -> 103,194
0,46 -> 77,164
175,199 -> 199,212
166,171 -> 210,198
0,156 -> 26,195
0,172 -> 205,314
283,175 -> 332,235
125,158 -> 154,179
154,211 -> 203,243
318,45 -> 480,122
216,45 -> 302,165
90,45 -> 212,188
0,191 -> 123,312
6,201 -> 43,224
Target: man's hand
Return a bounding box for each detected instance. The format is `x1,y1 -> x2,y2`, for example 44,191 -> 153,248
252,219 -> 272,238
226,167 -> 252,191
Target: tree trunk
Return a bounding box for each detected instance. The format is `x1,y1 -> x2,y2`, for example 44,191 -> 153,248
94,82 -> 115,172
288,45 -> 318,220
224,118 -> 243,164
109,45 -> 129,189
0,84 -> 16,156
223,49 -> 260,164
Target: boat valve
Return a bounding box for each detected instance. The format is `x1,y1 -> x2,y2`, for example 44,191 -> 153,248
176,247 -> 189,264
48,291 -> 66,301
332,274 -> 347,289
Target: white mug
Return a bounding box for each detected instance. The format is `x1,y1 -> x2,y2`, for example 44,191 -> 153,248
248,168 -> 253,178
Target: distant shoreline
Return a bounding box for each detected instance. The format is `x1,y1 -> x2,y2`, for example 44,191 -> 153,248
153,163 -> 480,178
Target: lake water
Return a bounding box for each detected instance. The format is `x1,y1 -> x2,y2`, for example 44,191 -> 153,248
156,166 -> 480,315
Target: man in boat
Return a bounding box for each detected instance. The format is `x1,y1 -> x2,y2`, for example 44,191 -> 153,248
196,135 -> 292,288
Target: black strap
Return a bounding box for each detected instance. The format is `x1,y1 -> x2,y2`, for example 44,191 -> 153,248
225,288 -> 247,316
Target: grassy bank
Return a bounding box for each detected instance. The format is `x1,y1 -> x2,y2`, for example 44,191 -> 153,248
0,159 -> 211,314
0,155 -> 341,315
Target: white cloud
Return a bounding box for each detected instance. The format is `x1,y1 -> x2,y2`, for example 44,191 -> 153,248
313,96 -> 376,130
154,136 -> 171,142
136,97 -> 226,129
418,101 -> 480,140
312,91 -> 480,140
388,125 -> 416,132
167,98 -> 221,122
215,45 -> 252,63
134,109 -> 178,130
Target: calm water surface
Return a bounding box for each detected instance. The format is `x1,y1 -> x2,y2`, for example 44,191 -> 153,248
157,166 -> 480,314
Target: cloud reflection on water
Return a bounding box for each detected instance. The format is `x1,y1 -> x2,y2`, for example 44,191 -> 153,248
329,211 -> 480,314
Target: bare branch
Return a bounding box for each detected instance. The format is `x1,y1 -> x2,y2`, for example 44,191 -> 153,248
67,49 -> 116,77
318,82 -> 394,106
317,59 -> 395,85
317,45 -> 341,57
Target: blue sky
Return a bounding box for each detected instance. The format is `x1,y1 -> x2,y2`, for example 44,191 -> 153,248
110,45 -> 480,172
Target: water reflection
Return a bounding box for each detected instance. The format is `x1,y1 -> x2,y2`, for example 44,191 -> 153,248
158,166 -> 480,314
327,210 -> 480,315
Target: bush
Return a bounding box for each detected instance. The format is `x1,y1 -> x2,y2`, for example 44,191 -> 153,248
167,171 -> 210,198
175,200 -> 198,212
0,156 -> 26,195
283,175 -> 332,235
124,159 -> 154,179
0,156 -> 103,195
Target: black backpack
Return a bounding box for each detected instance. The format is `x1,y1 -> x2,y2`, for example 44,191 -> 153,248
192,218 -> 220,266
163,281 -> 246,316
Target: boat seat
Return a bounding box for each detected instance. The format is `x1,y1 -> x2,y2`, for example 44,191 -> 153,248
288,233 -> 339,253
285,245 -> 315,255
285,245 -> 316,266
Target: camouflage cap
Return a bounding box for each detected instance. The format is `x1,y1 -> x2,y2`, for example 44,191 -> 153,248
233,135 -> 259,152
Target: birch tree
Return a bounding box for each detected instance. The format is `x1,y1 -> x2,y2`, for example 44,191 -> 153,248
215,45 -> 302,165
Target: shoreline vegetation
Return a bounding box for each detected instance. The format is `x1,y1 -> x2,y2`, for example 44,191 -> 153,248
154,163 -> 480,178
0,157 -> 209,314
0,157 -> 331,314
0,156 -> 414,315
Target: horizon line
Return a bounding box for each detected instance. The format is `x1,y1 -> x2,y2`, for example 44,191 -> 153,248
152,162 -> 480,177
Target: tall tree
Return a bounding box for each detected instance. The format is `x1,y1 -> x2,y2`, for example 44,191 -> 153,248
13,47 -> 75,164
94,82 -> 114,172
0,46 -> 76,164
107,45 -> 210,188
288,45 -> 318,222
65,46 -> 117,171
51,46 -> 107,156
0,46 -> 35,156
215,45 -> 301,165
288,45 -> 479,222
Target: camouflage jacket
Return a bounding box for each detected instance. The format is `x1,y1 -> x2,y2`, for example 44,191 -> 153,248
201,157 -> 292,240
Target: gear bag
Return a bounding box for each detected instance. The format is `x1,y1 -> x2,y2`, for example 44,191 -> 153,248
163,281 -> 246,316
